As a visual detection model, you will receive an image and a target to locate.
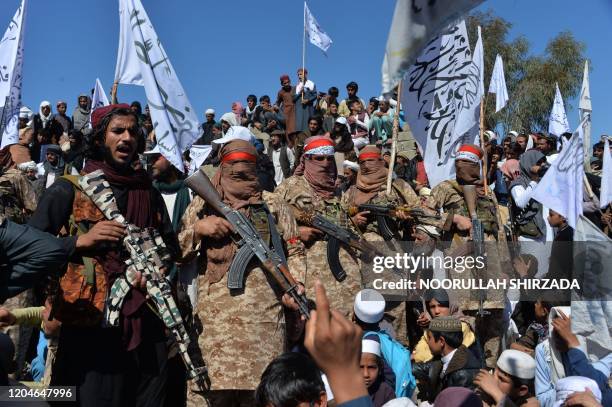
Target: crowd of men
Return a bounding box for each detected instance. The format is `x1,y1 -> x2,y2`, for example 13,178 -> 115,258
0,67 -> 610,407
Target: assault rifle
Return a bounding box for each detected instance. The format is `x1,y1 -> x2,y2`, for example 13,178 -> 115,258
463,185 -> 489,317
184,169 -> 313,320
78,170 -> 208,393
348,204 -> 441,240
293,209 -> 386,282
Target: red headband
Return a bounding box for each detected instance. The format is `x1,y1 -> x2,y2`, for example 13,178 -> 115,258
457,144 -> 483,158
221,152 -> 257,163
304,138 -> 334,152
358,152 -> 381,162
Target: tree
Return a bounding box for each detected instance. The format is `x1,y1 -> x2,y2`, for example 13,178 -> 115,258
466,11 -> 588,136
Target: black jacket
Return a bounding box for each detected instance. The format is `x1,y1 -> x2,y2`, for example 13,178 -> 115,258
414,345 -> 482,403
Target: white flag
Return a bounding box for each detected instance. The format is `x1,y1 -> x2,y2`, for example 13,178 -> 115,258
88,78 -> 110,129
381,0 -> 484,94
0,0 -> 27,149
114,0 -> 200,172
600,137 -> 611,209
571,215 -> 612,360
401,21 -> 480,187
488,54 -> 509,112
453,25 -> 484,145
187,145 -> 212,175
304,2 -> 332,53
531,118 -> 586,229
114,2 -> 142,86
548,82 -> 570,137
579,60 -> 592,168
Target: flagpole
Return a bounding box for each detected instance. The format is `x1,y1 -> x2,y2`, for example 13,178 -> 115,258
301,1 -> 306,103
386,80 -> 402,195
479,96 -> 489,195
111,81 -> 118,104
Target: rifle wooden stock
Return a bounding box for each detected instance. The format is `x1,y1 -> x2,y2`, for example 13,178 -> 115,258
184,169 -> 228,216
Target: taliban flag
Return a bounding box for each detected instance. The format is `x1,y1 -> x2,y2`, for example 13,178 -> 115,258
531,118 -> 587,229
0,0 -> 27,149
304,2 -> 332,53
488,54 -> 509,112
548,82 -> 571,137
400,20 -> 482,187
114,0 -> 200,171
88,78 -> 110,129
381,0 -> 484,94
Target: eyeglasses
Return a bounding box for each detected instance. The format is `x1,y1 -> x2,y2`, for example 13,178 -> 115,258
308,156 -> 334,162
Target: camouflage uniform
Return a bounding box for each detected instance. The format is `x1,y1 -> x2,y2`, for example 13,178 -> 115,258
272,175 -> 361,318
0,168 -> 37,223
342,179 -> 420,346
0,169 -> 37,379
179,192 -> 305,406
424,180 -> 510,368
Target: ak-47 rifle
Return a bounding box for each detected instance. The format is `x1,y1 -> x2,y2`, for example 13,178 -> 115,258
184,169 -> 313,320
463,185 -> 489,318
348,204 -> 441,240
293,209 -> 386,282
78,170 -> 208,393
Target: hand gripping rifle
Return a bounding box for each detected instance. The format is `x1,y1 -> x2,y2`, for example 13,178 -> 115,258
347,204 -> 441,240
293,209 -> 386,282
462,185 -> 489,317
78,170 -> 208,392
184,169 -> 313,319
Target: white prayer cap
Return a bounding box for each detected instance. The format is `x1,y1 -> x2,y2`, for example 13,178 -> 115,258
484,130 -> 497,141
143,145 -> 162,155
508,130 -> 519,138
496,349 -> 536,380
382,398 -> 417,407
354,289 -> 385,324
213,126 -> 255,145
415,225 -> 440,239
335,116 -> 350,132
19,106 -> 33,119
553,376 -> 601,407
205,108 -> 215,115
343,160 -> 359,171
40,100 -> 51,108
362,338 -> 381,357
17,161 -> 37,171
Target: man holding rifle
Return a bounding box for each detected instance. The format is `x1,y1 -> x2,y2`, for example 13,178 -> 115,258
423,144 -> 510,369
272,135 -> 362,318
178,139 -> 307,406
28,105 -> 182,406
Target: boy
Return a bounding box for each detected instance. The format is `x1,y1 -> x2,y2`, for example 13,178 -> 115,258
255,352 -> 327,407
543,209 -> 573,288
416,316 -> 481,402
361,338 -> 396,406
474,349 -> 538,406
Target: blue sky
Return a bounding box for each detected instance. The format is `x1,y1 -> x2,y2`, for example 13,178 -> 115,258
2,0 -> 611,145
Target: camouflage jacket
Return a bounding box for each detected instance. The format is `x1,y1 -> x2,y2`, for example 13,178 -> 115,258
178,190 -> 305,391
270,175 -> 362,318
0,168 -> 37,224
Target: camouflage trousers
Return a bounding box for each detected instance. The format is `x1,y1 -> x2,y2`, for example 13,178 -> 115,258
187,390 -> 254,407
464,309 -> 504,369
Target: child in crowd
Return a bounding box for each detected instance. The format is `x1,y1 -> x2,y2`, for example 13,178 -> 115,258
255,351 -> 327,407
361,338 -> 396,407
412,289 -> 478,364
414,316 -> 481,403
353,289 -> 416,398
474,349 -> 538,406
511,299 -> 569,357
